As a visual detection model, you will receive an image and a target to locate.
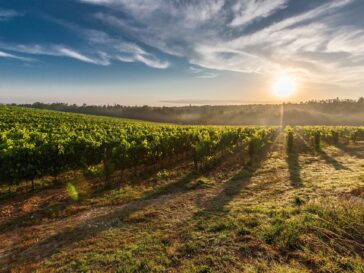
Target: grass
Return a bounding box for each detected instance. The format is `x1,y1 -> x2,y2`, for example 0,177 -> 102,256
0,134 -> 364,272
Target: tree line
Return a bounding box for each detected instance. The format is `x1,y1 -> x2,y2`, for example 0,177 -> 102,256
9,98 -> 364,126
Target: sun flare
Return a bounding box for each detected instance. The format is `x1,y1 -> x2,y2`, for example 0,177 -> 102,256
273,75 -> 296,99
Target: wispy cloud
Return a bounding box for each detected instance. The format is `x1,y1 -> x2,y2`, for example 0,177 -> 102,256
84,29 -> 169,69
230,0 -> 288,27
57,47 -> 110,65
0,11 -> 169,69
0,50 -> 31,61
134,54 -> 169,69
189,66 -> 218,79
31,17 -> 170,69
0,43 -> 109,65
82,0 -> 362,87
0,35 -> 169,68
2,0 -> 363,90
0,9 -> 22,21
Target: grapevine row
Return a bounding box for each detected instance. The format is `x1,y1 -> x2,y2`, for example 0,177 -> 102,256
0,106 -> 276,189
285,126 -> 364,151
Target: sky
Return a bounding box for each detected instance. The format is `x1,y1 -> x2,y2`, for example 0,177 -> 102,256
0,0 -> 364,105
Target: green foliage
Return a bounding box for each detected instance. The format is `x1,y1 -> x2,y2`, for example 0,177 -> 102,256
0,106 -> 277,188
299,126 -> 364,147
66,182 -> 79,201
156,169 -> 173,180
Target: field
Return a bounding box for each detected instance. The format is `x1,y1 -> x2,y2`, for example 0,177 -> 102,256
0,106 -> 363,272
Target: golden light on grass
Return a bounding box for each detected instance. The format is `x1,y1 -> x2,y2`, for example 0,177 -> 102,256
273,75 -> 296,99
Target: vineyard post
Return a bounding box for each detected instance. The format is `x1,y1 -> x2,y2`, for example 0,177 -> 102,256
286,129 -> 294,153
280,103 -> 284,128
314,132 -> 321,151
248,139 -> 256,161
332,131 -> 339,145
103,145 -> 113,182
192,149 -> 198,171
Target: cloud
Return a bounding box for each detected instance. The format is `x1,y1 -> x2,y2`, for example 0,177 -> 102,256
0,50 -> 31,61
0,12 -> 169,69
0,43 -> 109,65
0,9 -> 22,21
230,0 -> 288,27
83,0 -> 225,23
189,66 -> 218,79
134,54 -> 169,69
34,17 -> 170,69
57,48 -> 110,65
84,29 -> 169,69
0,29 -> 169,68
2,0 -> 363,89
79,0 -> 111,3
79,0 -> 364,88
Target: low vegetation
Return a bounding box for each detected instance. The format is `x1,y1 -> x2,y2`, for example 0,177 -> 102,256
0,107 -> 363,272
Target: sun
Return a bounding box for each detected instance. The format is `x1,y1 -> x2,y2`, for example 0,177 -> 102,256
273,75 -> 296,99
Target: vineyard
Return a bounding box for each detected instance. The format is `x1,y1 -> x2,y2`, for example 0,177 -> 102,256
0,106 -> 275,193
0,106 -> 364,272
286,125 -> 364,152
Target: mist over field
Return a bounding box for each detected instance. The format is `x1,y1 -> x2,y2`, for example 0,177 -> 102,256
21,98 -> 364,125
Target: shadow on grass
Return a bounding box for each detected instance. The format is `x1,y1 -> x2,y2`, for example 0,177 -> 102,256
294,131 -> 351,171
0,146 -> 249,269
286,149 -> 303,188
0,170 -> 199,269
319,149 -> 352,171
336,143 -> 364,160
200,135 -> 277,213
0,152 -> 192,201
0,159 -> 193,233
0,136 -> 276,267
0,201 -> 74,233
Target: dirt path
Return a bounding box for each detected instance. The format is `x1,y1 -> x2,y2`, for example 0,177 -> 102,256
1,133 -> 364,272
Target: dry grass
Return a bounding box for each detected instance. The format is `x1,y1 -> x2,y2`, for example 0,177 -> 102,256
0,133 -> 363,272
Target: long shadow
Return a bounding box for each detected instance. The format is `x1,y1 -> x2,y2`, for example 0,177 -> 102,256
0,201 -> 74,233
0,144 -> 250,233
0,145 -> 252,269
200,161 -> 261,212
0,170 -> 199,269
294,131 -> 315,154
0,131 -> 282,270
295,131 -> 351,171
0,160 -> 193,233
319,149 -> 352,171
199,135 -> 277,213
336,143 -> 364,160
286,149 -> 303,188
0,152 -> 192,201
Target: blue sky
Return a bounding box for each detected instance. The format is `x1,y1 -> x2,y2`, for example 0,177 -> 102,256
0,0 -> 363,105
